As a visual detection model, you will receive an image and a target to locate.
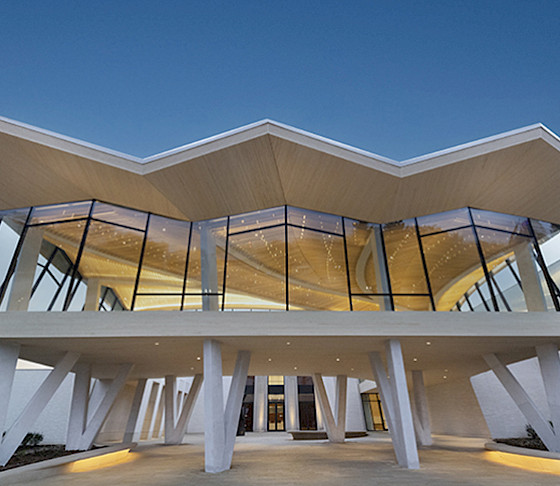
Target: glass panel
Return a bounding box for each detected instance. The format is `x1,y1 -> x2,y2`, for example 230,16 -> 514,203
137,215 -> 190,294
383,219 -> 428,294
351,295 -> 391,311
77,221 -> 144,309
287,207 -> 343,235
30,201 -> 92,225
417,208 -> 471,235
344,219 -> 389,294
0,207 -> 31,230
92,202 -> 148,230
422,227 -> 482,311
0,216 -> 26,287
393,295 -> 432,311
229,207 -> 285,234
185,219 -> 227,297
268,375 -> 284,385
133,295 -> 182,311
224,226 -> 285,310
288,225 -> 349,310
41,220 -> 89,267
471,209 -> 530,235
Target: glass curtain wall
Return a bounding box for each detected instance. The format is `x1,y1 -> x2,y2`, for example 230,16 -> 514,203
1,200 -> 559,312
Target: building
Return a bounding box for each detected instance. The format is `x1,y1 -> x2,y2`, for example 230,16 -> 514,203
1,116 -> 560,472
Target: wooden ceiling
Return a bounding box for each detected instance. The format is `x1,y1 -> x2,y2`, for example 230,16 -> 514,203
1,117 -> 560,225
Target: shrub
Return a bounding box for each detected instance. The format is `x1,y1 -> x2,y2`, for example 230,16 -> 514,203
21,433 -> 43,447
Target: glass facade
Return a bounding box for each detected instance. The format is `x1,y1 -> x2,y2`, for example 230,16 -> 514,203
0,200 -> 559,312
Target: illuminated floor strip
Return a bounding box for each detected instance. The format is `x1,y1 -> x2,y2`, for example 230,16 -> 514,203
485,450 -> 560,475
64,449 -> 136,473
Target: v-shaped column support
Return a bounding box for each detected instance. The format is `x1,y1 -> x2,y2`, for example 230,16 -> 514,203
312,374 -> 347,443
369,339 -> 419,469
66,363 -> 133,451
0,350 -> 80,466
164,374 -> 203,444
203,340 -> 251,473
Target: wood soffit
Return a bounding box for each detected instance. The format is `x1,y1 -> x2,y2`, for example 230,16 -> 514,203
0,117 -> 560,224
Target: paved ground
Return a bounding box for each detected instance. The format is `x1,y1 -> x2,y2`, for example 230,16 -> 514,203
13,433 -> 560,485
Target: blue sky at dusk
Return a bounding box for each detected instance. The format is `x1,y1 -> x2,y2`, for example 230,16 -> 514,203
0,1 -> 559,160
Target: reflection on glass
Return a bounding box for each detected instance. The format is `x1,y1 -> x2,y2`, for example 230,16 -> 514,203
30,201 -> 92,225
383,220 -> 428,294
393,295 -> 432,311
77,221 -> 144,309
134,295 -> 182,311
137,216 -> 190,294
351,295 -> 390,311
288,225 -> 348,310
471,209 -> 530,235
92,202 -> 148,230
288,207 -> 343,235
422,227 -> 483,311
417,208 -> 471,235
344,219 -> 389,295
224,226 -> 285,310
229,207 -> 284,234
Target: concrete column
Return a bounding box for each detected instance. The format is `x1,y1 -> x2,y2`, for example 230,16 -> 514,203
140,381 -> 160,440
123,378 -> 147,444
385,339 -> 419,469
369,351 -> 402,461
87,379 -> 110,423
78,364 -> 133,450
84,278 -> 101,311
164,375 -> 177,443
223,351 -> 251,469
335,375 -> 347,436
200,222 -> 219,311
203,339 -> 226,473
284,376 -> 300,431
7,227 -> 43,311
484,352 -> 559,452
411,370 -> 432,446
253,376 -> 268,432
66,363 -> 91,450
0,351 -> 80,466
514,242 -> 547,311
0,342 -> 20,436
148,383 -> 164,439
167,374 -> 203,444
536,344 -> 560,440
312,374 -> 344,443
315,391 -> 324,430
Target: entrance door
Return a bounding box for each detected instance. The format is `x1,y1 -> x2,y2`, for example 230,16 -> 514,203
268,401 -> 285,431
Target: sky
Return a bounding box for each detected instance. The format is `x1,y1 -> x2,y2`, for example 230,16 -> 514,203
0,1 -> 559,161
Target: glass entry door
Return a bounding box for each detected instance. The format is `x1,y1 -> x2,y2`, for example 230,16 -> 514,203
268,401 -> 285,431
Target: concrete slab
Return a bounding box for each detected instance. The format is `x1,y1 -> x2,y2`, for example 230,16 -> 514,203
7,433 -> 560,485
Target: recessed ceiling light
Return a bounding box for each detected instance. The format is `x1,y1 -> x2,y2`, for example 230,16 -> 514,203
154,342 -> 160,346
444,369 -> 448,372
268,358 -> 272,362
336,358 -> 340,362
443,375 -> 447,379
426,341 -> 431,346
190,367 -> 194,370
196,356 -> 201,360
351,368 -> 354,371
286,341 -> 291,345
413,357 -> 418,362
294,366 -> 298,370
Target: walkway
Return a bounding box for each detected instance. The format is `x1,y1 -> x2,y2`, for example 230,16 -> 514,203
12,433 -> 560,485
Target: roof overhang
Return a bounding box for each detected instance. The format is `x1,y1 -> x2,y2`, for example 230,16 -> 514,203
1,116 -> 560,224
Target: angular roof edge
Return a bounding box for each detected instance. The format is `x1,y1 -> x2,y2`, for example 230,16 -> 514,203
0,114 -> 559,178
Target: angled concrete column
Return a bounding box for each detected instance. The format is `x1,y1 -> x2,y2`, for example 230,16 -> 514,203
141,381 -> 160,440
284,376 -> 300,431
200,222 -> 219,311
78,363 -> 133,450
514,242 -> 547,311
253,376 -> 268,432
66,363 -> 91,450
7,227 -> 43,311
87,379 -> 110,423
0,351 -> 80,466
411,370 -> 432,446
334,375 -> 347,436
536,344 -> 560,442
203,339 -> 226,473
312,374 -> 344,443
123,378 -> 147,444
484,353 -> 559,452
369,351 -> 403,463
0,342 -> 20,437
84,278 -> 101,311
148,382 -> 164,439
385,339 -> 419,469
223,350 -> 251,469
164,375 -> 177,442
166,374 -> 203,444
